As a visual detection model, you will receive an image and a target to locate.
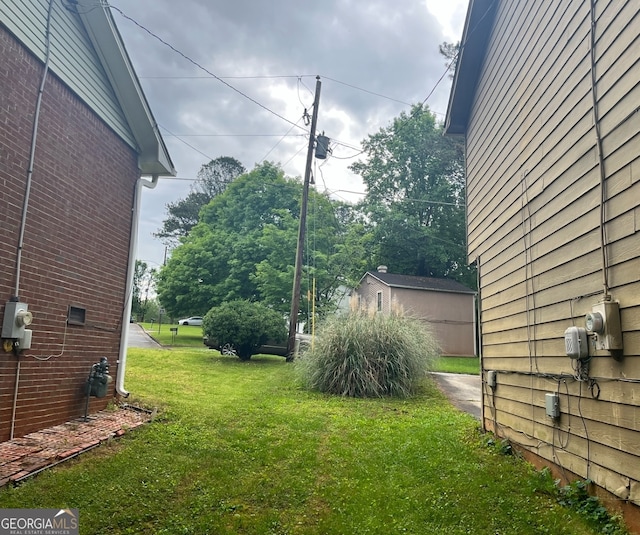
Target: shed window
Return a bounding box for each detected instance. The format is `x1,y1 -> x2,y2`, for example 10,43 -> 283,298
377,291 -> 382,312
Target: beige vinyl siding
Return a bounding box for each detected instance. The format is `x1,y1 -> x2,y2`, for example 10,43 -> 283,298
0,0 -> 136,149
465,0 -> 640,504
353,275 -> 476,355
391,287 -> 475,356
356,275 -> 390,314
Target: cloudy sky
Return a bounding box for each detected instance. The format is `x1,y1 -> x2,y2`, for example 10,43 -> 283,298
107,0 -> 469,269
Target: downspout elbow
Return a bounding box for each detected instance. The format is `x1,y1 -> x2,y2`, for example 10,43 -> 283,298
142,174 -> 159,189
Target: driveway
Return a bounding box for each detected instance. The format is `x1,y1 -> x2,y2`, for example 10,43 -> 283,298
431,372 -> 482,420
127,323 -> 162,348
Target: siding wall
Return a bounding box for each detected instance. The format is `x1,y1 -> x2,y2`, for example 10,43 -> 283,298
466,0 -> 640,504
390,287 -> 474,356
0,24 -> 138,439
0,0 -> 136,149
356,275 -> 392,314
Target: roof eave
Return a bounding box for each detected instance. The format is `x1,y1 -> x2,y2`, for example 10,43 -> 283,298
444,0 -> 498,136
364,272 -> 475,294
79,6 -> 176,177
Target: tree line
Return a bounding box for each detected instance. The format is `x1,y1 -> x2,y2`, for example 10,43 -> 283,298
135,103 -> 474,325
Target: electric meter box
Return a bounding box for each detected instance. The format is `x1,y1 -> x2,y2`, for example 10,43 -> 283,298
564,326 -> 588,359
586,300 -> 623,352
2,302 -> 31,339
546,393 -> 560,419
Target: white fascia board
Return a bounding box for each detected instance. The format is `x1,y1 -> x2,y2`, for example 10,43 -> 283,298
78,6 -> 175,177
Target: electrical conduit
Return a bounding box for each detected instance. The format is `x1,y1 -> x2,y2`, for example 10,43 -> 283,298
9,0 -> 54,440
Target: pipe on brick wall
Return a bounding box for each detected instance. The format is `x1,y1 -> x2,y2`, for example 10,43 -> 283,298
116,174 -> 159,397
13,0 -> 54,298
9,0 -> 55,440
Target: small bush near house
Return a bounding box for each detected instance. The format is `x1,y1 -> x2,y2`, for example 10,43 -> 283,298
203,300 -> 286,360
296,309 -> 440,397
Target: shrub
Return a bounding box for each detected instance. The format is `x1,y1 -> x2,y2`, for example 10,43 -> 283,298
203,300 -> 286,360
296,309 -> 440,397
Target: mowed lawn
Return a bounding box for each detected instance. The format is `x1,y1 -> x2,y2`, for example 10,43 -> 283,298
0,348 -> 613,534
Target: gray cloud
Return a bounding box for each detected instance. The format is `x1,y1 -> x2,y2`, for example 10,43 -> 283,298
109,0 -> 466,267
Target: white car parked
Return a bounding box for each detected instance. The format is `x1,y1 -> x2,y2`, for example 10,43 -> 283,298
178,316 -> 203,326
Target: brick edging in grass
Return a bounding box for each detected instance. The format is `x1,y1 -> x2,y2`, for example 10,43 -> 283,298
0,406 -> 153,487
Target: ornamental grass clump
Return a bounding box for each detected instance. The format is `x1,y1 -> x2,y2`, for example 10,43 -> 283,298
297,309 -> 440,398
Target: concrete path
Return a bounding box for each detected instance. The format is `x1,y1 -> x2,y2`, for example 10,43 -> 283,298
431,372 -> 482,420
127,322 -> 162,348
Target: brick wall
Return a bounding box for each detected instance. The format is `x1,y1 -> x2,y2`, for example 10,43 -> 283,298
0,24 -> 139,440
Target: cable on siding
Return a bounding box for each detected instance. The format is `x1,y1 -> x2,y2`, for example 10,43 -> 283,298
589,0 -> 610,299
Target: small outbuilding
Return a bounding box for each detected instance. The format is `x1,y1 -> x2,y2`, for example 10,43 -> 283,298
353,267 -> 476,356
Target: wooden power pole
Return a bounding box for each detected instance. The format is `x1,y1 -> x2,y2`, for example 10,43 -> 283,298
287,75 -> 321,360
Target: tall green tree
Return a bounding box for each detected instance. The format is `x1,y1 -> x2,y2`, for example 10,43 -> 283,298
155,156 -> 245,244
350,103 -> 474,288
157,162 -> 359,321
132,260 -> 157,321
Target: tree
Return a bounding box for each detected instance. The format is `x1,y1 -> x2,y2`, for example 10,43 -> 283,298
156,162 -> 360,321
202,300 -> 287,360
132,260 -> 157,321
350,103 -> 475,288
155,156 -> 245,244
439,41 -> 460,79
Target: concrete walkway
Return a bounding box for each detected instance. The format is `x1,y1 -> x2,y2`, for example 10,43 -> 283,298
127,322 -> 162,348
431,372 -> 482,420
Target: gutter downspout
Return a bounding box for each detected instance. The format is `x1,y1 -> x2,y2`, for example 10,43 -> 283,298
116,174 -> 158,397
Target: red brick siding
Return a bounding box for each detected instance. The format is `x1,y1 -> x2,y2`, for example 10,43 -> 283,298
0,24 -> 139,440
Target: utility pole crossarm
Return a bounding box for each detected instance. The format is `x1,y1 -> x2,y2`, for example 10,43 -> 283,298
287,75 -> 321,360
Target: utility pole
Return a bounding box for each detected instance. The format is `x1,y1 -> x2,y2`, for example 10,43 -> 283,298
287,75 -> 321,360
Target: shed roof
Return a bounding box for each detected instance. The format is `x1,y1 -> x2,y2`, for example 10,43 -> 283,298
364,271 -> 475,295
444,0 -> 498,135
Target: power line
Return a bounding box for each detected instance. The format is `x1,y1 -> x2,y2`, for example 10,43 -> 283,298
107,3 -> 308,133
158,124 -> 214,161
138,74 -> 317,80
135,72 -> 413,107
260,115 -> 307,162
162,133 -> 306,138
104,1 -> 472,183
322,76 -> 413,107
107,1 -> 457,147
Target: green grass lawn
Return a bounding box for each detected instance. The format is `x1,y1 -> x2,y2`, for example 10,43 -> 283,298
433,356 -> 480,375
0,348 -> 623,534
138,321 -> 205,347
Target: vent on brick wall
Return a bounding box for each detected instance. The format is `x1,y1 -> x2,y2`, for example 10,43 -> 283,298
68,305 -> 86,326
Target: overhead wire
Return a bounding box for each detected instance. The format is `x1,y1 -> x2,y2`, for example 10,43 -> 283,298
418,0 -> 497,108
158,124 -> 215,161
260,115 -> 307,162
322,76 -> 413,107
161,133 -> 307,138
106,3 -> 308,133
102,2 -> 470,168
104,0 -> 480,225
